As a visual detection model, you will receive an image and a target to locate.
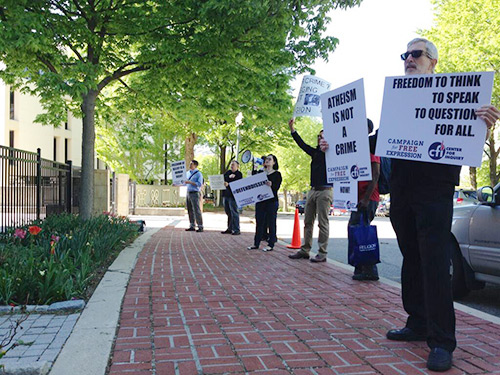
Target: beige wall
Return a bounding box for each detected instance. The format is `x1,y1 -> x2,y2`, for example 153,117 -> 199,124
115,173 -> 129,217
1,81 -> 83,166
93,169 -> 110,215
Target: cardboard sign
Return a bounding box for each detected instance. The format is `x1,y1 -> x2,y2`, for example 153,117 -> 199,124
171,160 -> 186,186
375,71 -> 494,167
229,173 -> 274,208
209,174 -> 226,190
321,79 -> 372,183
333,181 -> 358,212
293,75 -> 332,118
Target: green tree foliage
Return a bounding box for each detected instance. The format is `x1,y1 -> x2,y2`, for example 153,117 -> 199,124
0,0 -> 362,219
422,0 -> 500,186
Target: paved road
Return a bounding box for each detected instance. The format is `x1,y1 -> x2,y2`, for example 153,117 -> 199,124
276,213 -> 500,318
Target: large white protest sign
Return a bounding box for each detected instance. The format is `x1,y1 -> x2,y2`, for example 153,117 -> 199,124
333,181 -> 358,212
209,174 -> 226,190
229,173 -> 273,208
293,75 -> 332,118
375,71 -> 494,167
171,160 -> 186,186
321,79 -> 372,183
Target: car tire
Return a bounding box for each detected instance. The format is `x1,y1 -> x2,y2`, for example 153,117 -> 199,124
450,242 -> 470,299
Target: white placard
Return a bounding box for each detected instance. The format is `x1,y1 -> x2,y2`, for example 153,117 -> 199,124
333,181 -> 358,212
171,160 -> 186,186
293,75 -> 332,118
209,174 -> 226,190
321,79 -> 372,183
375,71 -> 494,167
229,173 -> 274,208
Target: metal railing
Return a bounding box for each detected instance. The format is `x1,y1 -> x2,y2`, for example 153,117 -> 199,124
0,146 -> 77,232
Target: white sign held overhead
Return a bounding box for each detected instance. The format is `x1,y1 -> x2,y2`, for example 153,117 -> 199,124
209,174 -> 226,190
293,75 -> 332,118
333,181 -> 358,212
321,78 -> 372,183
171,160 -> 186,186
229,173 -> 274,208
375,71 -> 494,167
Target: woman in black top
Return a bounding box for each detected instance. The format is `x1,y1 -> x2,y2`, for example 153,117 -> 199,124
247,154 -> 282,251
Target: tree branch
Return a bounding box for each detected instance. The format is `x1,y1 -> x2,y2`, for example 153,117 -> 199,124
97,65 -> 149,92
36,54 -> 59,74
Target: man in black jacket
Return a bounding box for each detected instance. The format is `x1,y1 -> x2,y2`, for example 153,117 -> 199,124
383,38 -> 500,372
221,160 -> 243,235
287,118 -> 332,263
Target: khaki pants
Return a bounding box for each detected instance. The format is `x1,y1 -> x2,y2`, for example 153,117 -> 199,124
301,188 -> 332,254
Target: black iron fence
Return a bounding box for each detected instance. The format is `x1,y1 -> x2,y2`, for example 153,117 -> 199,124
0,146 -> 78,232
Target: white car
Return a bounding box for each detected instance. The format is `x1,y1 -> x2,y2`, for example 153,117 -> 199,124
451,183 -> 500,298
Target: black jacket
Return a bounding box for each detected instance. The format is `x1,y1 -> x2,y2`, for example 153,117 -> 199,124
291,131 -> 332,188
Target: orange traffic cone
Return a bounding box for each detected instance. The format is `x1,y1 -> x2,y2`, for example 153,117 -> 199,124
287,208 -> 302,249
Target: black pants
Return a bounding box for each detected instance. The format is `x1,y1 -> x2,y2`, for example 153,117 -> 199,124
254,199 -> 278,247
390,183 -> 456,352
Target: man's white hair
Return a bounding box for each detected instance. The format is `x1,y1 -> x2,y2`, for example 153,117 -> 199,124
407,37 -> 438,60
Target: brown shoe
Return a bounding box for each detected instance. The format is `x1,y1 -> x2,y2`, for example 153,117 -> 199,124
310,254 -> 327,263
288,251 -> 310,260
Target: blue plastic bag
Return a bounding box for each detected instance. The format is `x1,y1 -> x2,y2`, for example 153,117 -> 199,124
348,219 -> 380,267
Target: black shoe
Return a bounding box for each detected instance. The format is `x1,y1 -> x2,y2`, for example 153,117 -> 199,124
232,231 -> 241,235
310,254 -> 327,263
386,327 -> 426,341
196,228 -> 204,232
288,251 -> 309,260
353,265 -> 379,281
247,245 -> 259,250
185,227 -> 196,231
221,229 -> 231,234
427,348 -> 452,372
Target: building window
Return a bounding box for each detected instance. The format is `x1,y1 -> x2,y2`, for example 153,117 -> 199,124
8,131 -> 14,165
65,110 -> 69,130
9,90 -> 15,120
64,138 -> 69,162
53,137 -> 57,161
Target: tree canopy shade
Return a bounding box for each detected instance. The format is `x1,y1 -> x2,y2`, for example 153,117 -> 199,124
422,0 -> 500,186
0,0 -> 362,219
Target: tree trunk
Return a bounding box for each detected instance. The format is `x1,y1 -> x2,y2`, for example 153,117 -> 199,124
79,90 -> 98,220
184,132 -> 197,164
219,145 -> 226,174
469,167 -> 477,190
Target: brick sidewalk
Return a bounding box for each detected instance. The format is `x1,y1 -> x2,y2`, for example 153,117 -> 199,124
108,226 -> 500,374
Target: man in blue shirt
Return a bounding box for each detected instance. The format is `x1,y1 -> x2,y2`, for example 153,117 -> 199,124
184,160 -> 204,232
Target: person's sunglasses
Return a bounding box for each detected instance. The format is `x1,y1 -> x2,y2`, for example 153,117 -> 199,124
400,50 -> 431,61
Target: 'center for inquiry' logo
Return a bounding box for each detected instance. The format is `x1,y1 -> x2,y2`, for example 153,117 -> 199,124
428,142 -> 446,160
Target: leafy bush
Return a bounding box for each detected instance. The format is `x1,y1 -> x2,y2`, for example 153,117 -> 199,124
0,213 -> 138,305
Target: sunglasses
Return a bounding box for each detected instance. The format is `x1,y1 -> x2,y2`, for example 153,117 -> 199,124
400,50 -> 431,61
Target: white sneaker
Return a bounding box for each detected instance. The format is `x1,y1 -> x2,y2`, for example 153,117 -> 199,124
262,246 -> 274,252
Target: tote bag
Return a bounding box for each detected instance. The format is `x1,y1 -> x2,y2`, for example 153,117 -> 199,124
348,217 -> 380,267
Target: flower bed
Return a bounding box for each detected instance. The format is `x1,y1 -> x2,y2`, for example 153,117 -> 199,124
0,213 -> 138,305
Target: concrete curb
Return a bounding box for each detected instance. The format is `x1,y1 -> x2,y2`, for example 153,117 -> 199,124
48,228 -> 160,375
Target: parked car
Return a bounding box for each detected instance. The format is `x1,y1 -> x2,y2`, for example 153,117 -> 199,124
453,188 -> 478,206
376,197 -> 391,217
450,183 -> 500,299
295,200 -> 306,214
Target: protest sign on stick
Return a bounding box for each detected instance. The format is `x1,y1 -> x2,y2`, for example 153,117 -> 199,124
293,75 -> 332,118
333,181 -> 358,212
229,173 -> 273,208
321,79 -> 372,183
375,71 -> 494,167
209,174 -> 226,190
171,160 -> 186,186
